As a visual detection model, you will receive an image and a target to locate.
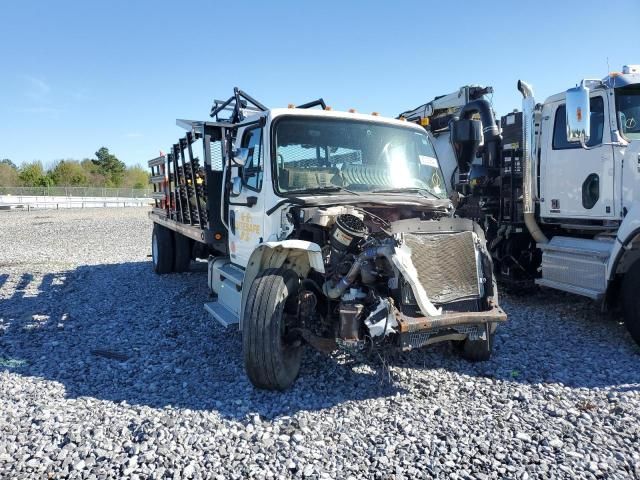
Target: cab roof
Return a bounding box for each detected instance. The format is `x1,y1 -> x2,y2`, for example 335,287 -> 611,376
266,107 -> 427,132
544,71 -> 640,104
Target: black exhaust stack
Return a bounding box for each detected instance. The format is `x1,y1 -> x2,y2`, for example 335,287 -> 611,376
456,99 -> 501,169
450,118 -> 482,174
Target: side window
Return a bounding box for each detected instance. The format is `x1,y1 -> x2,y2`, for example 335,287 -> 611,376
552,96 -> 604,149
242,127 -> 263,191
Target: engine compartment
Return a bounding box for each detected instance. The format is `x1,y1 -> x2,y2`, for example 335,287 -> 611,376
285,204 -> 498,351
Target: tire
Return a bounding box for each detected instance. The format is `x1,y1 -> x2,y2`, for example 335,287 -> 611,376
460,329 -> 495,362
243,268 -> 303,390
152,223 -> 174,274
458,269 -> 498,362
174,233 -> 193,273
622,260 -> 640,346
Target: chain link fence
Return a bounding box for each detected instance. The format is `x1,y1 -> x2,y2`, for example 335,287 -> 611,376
0,186 -> 152,198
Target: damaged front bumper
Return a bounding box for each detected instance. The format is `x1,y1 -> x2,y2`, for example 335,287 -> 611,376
299,297 -> 507,354
394,298 -> 507,350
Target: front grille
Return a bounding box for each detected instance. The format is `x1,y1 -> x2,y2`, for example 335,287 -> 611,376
399,324 -> 485,350
404,231 -> 480,304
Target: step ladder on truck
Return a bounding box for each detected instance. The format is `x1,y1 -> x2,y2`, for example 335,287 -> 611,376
148,88 -> 506,390
399,65 -> 640,345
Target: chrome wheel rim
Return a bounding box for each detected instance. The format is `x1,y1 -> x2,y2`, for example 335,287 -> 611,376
152,232 -> 158,266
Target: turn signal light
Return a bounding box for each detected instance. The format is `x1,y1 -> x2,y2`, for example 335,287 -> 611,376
420,117 -> 430,126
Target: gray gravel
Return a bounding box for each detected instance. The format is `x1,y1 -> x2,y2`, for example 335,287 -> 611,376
1,207 -> 639,479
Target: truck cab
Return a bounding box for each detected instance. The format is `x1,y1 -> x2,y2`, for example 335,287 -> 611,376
538,69 -> 640,224
148,89 -> 506,390
533,68 -> 640,340
227,107 -> 450,267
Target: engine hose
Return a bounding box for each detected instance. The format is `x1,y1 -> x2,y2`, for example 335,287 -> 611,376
322,245 -> 394,299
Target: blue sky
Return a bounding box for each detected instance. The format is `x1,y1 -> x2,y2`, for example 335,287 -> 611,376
1,0 -> 638,167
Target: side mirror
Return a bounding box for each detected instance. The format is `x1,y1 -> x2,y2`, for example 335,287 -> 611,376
233,147 -> 249,166
449,190 -> 464,209
565,83 -> 590,143
230,176 -> 243,197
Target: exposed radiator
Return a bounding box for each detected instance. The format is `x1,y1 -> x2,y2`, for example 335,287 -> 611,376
404,231 -> 480,304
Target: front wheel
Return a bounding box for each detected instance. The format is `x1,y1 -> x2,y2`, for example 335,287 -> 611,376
457,271 -> 498,361
622,260 -> 640,346
243,268 -> 303,390
459,329 -> 495,362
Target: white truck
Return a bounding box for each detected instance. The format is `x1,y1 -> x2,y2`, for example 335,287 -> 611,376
148,88 -> 506,390
399,65 -> 640,345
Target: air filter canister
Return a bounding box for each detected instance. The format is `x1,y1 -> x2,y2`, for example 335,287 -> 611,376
330,214 -> 366,253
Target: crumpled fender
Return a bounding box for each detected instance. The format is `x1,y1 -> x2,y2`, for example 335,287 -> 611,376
240,240 -> 324,330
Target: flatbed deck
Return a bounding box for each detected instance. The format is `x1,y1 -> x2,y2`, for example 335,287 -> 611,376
148,211 -> 213,244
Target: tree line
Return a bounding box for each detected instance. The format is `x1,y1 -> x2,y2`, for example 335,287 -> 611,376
0,148 -> 150,189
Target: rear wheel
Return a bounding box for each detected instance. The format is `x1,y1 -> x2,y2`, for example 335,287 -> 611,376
152,224 -> 174,274
174,233 -> 193,272
243,268 -> 303,390
622,260 -> 640,346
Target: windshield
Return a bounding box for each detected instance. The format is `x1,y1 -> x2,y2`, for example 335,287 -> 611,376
273,116 -> 446,198
616,85 -> 640,141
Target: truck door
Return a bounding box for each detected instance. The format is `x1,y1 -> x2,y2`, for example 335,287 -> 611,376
540,94 -> 615,220
228,124 -> 265,267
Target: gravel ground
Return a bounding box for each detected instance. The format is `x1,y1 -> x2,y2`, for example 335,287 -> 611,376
1,208 -> 639,479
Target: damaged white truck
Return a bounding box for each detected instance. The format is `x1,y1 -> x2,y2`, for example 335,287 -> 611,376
147,89 -> 506,390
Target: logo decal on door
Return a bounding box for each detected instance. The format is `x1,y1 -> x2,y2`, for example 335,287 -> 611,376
236,212 -> 260,241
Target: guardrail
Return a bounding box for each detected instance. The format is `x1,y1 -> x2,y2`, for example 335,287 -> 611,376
0,189 -> 154,211
0,186 -> 152,198
0,198 -> 152,210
